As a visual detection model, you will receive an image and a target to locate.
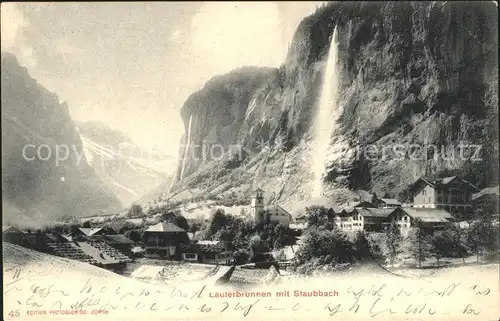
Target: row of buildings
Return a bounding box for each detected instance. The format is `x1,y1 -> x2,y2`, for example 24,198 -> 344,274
252,176 -> 495,234
3,221 -> 230,266
4,175 -> 496,267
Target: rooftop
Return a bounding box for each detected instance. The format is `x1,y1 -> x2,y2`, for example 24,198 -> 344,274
144,222 -> 186,233
379,198 -> 401,205
354,208 -> 394,218
397,207 -> 454,223
78,227 -> 104,236
88,234 -> 135,244
265,205 -> 292,216
197,240 -> 220,246
2,226 -> 18,233
473,185 -> 499,200
413,176 -> 480,192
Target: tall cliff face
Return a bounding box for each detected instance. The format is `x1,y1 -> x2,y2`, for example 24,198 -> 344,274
1,53 -> 122,225
167,2 -> 498,209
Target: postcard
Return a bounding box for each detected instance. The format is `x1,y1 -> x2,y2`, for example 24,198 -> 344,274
2,2 -> 499,320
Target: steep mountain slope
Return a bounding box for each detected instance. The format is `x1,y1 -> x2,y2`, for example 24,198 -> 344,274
77,120 -> 175,205
163,2 -> 498,210
1,52 -> 121,225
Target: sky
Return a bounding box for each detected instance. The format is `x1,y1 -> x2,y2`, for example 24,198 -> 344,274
1,2 -> 325,156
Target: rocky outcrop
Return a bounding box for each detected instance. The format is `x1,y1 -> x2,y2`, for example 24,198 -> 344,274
1,53 -> 121,225
166,2 -> 498,209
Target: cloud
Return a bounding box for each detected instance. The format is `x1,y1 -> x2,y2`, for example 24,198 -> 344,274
190,2 -> 286,76
1,3 -> 25,50
188,2 -> 326,84
1,3 -> 36,67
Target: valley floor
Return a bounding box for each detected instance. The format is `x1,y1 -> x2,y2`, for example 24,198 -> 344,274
3,243 -> 499,320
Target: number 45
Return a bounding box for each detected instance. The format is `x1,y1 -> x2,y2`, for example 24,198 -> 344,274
8,310 -> 20,318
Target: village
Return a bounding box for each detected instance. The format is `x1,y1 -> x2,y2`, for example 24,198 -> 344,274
2,174 -> 499,282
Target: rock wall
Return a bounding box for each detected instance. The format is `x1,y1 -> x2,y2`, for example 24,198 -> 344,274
1,53 -> 122,225
167,2 -> 498,208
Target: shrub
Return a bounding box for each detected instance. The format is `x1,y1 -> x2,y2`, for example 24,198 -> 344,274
127,204 -> 145,218
467,214 -> 499,262
385,223 -> 403,266
304,206 -> 330,228
405,227 -> 434,268
233,250 -> 250,265
293,228 -> 357,267
432,224 -> 469,265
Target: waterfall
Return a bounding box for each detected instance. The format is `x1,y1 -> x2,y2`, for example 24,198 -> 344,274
179,115 -> 193,181
311,26 -> 340,198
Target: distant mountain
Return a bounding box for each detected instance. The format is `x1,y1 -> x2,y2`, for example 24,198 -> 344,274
77,120 -> 176,206
1,52 -> 121,225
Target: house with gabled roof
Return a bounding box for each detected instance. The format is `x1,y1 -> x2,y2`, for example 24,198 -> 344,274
373,198 -> 401,208
333,207 -> 393,232
141,222 -> 190,259
388,207 -> 454,234
78,227 -> 105,236
250,188 -> 292,227
339,201 -> 377,214
410,176 -> 479,220
472,186 -> 499,216
2,225 -> 19,234
180,240 -> 226,264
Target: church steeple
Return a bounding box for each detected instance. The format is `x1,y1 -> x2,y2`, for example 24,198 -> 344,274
250,188 -> 265,223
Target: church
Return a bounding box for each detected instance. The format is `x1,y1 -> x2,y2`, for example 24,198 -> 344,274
250,188 -> 292,227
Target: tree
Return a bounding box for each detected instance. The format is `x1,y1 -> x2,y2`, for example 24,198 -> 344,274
305,206 -> 329,228
233,250 -> 250,265
82,221 -> 91,228
174,215 -> 189,231
127,204 -> 144,218
159,210 -> 189,231
467,214 -> 498,262
206,209 -> 231,237
432,224 -> 470,266
215,226 -> 236,251
385,222 -> 402,266
294,228 -> 357,267
147,206 -> 159,215
272,223 -> 296,249
124,229 -> 143,242
353,231 -> 371,261
406,225 -> 433,268
188,219 -> 203,237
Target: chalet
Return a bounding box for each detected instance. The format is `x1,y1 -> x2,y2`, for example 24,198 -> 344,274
72,240 -> 131,271
349,208 -> 394,232
373,198 -> 401,208
332,208 -> 393,232
79,227 -> 106,236
472,186 -> 499,216
387,207 -> 454,234
87,234 -> 135,255
2,225 -> 19,234
341,201 -> 377,213
3,228 -> 53,252
410,176 -> 479,219
332,212 -> 354,230
67,227 -> 106,241
2,226 -> 22,243
180,240 -> 226,264
141,222 -> 190,259
250,189 -> 292,227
